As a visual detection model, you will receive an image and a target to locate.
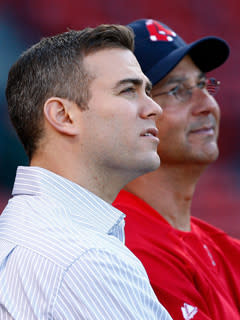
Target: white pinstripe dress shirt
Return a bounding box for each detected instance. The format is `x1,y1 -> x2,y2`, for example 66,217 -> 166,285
0,166 -> 172,320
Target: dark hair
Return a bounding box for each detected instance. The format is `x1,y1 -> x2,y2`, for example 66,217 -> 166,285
6,24 -> 134,160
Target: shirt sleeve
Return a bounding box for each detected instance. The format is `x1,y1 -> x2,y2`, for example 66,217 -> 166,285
53,248 -> 172,320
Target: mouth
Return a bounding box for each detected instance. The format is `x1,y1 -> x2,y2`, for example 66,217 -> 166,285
140,127 -> 160,143
141,127 -> 159,137
189,124 -> 215,135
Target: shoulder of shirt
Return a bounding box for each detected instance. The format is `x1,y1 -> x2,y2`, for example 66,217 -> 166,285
0,194 -> 126,270
191,216 -> 240,244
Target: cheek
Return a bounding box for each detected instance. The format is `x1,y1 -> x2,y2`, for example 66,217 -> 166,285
208,96 -> 221,122
216,107 -> 221,128
156,112 -> 184,140
100,114 -> 133,148
156,113 -> 188,156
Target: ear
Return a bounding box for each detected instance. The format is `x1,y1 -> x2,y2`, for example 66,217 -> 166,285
43,97 -> 79,136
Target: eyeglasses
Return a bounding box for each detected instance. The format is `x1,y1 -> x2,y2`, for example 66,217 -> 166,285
153,77 -> 220,103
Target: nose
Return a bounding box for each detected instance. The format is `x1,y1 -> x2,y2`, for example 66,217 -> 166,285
191,89 -> 220,116
141,95 -> 163,119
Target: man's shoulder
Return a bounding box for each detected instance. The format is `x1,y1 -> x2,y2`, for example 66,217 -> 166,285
114,190 -> 165,223
192,216 -> 229,237
191,216 -> 240,248
0,195 -> 126,270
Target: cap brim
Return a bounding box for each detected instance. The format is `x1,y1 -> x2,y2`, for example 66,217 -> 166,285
147,37 -> 230,85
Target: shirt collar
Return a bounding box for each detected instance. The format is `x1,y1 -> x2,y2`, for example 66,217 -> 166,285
12,166 -> 125,235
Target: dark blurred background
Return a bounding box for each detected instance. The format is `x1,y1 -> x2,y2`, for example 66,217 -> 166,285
0,0 -> 239,237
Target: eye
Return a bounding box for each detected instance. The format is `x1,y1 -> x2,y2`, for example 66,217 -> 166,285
168,85 -> 181,95
197,79 -> 207,89
120,87 -> 136,94
145,88 -> 152,97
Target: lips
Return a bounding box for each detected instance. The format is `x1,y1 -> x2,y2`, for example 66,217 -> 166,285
189,114 -> 218,134
189,124 -> 215,134
141,127 -> 159,137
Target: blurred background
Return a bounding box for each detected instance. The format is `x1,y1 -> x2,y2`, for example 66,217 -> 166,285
0,0 -> 239,237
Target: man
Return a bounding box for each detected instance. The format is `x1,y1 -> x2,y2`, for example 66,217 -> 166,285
0,25 -> 173,319
114,19 -> 240,319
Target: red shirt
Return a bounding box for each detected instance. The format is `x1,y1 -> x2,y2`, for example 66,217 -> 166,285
113,190 -> 240,320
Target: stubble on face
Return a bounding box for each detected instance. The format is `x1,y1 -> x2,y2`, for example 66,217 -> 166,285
78,48 -> 161,182
152,56 -> 220,166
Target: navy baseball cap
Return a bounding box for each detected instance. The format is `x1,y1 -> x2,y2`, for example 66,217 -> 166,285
128,19 -> 230,85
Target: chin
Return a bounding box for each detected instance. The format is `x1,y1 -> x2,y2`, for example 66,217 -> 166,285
195,151 -> 219,164
135,155 -> 160,175
145,155 -> 161,172
206,147 -> 219,162
191,143 -> 219,163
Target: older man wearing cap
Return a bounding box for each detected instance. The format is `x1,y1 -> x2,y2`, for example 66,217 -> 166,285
113,19 -> 240,320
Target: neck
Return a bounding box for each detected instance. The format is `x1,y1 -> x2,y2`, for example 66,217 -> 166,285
125,163 -> 207,231
30,151 -> 140,205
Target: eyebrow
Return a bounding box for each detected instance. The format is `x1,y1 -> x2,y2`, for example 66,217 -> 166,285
113,78 -> 152,91
165,72 -> 206,85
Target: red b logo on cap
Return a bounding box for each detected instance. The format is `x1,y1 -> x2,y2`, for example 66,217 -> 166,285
146,19 -> 176,42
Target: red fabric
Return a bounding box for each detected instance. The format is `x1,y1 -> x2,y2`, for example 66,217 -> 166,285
113,190 -> 240,320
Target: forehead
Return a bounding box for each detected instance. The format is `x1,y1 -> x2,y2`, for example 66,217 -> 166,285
154,55 -> 202,89
169,55 -> 201,77
84,48 -> 149,85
